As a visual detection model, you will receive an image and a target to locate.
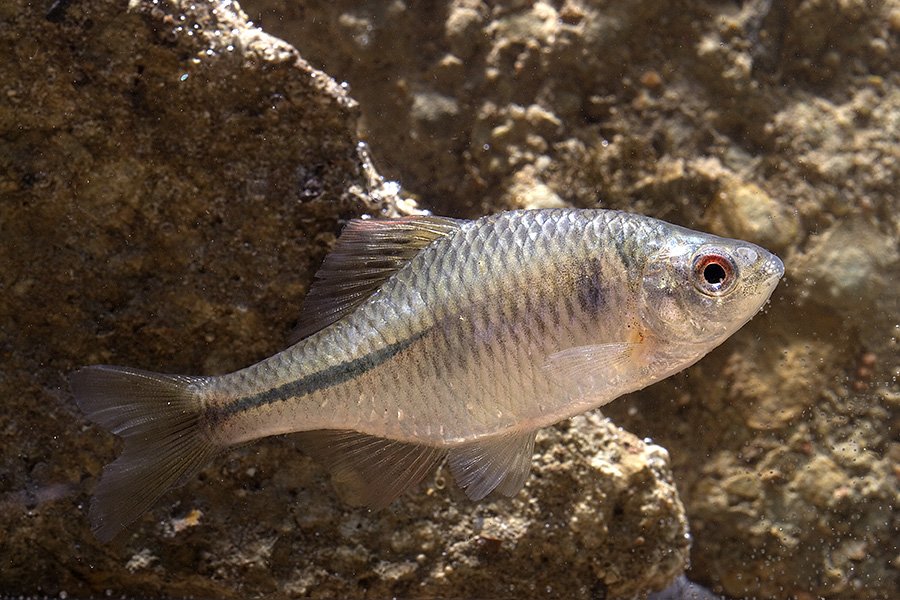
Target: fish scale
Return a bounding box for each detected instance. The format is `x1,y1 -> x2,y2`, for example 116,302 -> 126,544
71,208 -> 783,541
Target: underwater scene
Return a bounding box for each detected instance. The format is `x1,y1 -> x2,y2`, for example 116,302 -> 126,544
0,0 -> 897,598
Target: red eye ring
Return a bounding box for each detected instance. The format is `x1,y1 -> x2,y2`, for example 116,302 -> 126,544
693,252 -> 737,296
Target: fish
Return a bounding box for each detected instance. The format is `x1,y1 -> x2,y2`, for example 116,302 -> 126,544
70,208 -> 784,541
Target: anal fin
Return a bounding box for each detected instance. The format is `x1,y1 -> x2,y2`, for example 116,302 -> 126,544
447,430 -> 537,501
296,430 -> 445,508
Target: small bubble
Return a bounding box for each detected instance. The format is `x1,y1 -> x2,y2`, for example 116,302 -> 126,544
179,73 -> 189,82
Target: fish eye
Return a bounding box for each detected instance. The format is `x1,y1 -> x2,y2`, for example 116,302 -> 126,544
692,251 -> 737,296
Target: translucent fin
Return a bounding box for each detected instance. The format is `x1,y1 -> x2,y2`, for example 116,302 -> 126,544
290,216 -> 464,343
69,366 -> 217,542
297,430 -> 446,508
447,430 -> 537,501
546,341 -> 636,378
544,342 -> 640,378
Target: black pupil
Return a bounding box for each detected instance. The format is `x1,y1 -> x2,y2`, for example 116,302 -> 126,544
703,262 -> 727,285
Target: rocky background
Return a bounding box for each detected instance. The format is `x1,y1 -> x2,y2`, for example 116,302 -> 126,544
1,0 -> 897,599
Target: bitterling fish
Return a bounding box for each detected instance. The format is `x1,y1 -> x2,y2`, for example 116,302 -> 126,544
71,208 -> 784,541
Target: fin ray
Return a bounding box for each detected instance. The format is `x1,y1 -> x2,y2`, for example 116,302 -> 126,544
70,365 -> 217,542
544,342 -> 641,378
448,430 -> 537,501
297,430 -> 445,508
290,216 -> 464,342
542,342 -> 646,406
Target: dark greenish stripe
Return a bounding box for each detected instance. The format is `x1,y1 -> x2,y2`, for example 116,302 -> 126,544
218,331 -> 428,419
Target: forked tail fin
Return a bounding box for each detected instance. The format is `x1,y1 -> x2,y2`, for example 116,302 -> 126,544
70,365 -> 218,542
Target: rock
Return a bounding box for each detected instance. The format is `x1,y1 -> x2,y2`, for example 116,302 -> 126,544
255,415 -> 688,600
410,91 -> 460,129
705,178 -> 801,254
505,167 -> 567,210
792,218 -> 900,314
725,340 -> 837,431
445,2 -> 487,60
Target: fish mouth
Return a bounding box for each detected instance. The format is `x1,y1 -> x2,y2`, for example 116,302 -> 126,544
769,254 -> 785,279
763,253 -> 785,290
739,244 -> 784,291
748,252 -> 784,315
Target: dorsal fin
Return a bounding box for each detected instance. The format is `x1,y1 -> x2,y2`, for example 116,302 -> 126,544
290,216 -> 464,343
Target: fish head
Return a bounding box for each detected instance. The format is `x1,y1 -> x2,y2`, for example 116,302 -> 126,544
640,232 -> 784,346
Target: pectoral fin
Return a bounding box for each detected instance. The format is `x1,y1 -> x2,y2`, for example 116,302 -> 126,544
542,342 -> 644,405
297,430 -> 445,508
447,430 -> 537,501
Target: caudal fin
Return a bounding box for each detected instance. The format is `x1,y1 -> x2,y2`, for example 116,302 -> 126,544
70,365 -> 218,542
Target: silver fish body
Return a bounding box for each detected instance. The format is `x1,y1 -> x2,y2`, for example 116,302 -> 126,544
71,209 -> 784,541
